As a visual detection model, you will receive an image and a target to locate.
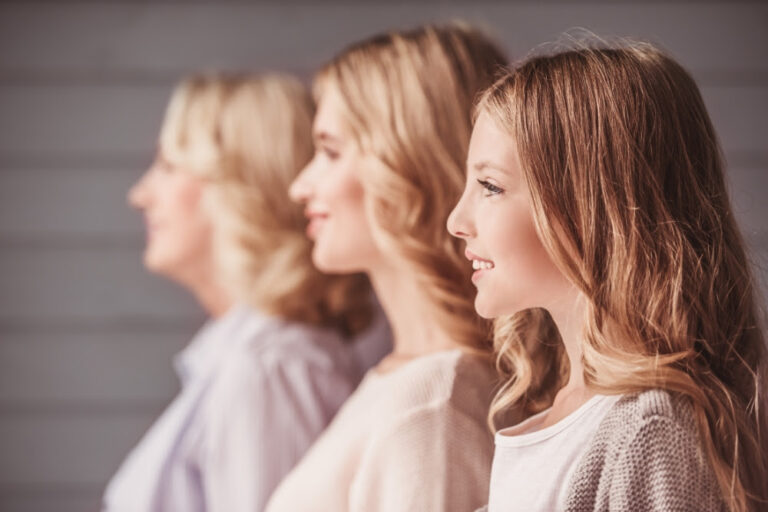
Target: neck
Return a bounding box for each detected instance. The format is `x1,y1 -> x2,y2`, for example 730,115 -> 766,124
174,262 -> 234,319
368,261 -> 461,368
192,281 -> 233,318
548,291 -> 588,391
539,290 -> 594,427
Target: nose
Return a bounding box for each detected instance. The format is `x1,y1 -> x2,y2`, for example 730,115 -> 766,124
289,161 -> 314,204
447,191 -> 475,239
128,168 -> 151,209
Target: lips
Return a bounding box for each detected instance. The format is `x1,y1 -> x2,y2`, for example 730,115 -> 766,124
465,248 -> 495,269
304,208 -> 329,239
144,218 -> 160,236
465,248 -> 495,283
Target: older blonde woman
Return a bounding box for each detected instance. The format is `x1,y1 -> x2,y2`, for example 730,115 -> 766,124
102,74 -> 387,512
266,23 -> 508,512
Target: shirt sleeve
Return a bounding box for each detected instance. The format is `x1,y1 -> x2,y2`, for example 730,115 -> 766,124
200,348 -> 357,512
606,414 -> 724,512
348,402 -> 494,512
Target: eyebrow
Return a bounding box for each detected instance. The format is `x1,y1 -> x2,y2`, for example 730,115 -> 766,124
313,131 -> 341,144
471,160 -> 512,175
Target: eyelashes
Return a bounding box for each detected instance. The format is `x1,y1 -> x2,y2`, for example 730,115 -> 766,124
317,146 -> 340,160
477,179 -> 504,196
154,157 -> 176,174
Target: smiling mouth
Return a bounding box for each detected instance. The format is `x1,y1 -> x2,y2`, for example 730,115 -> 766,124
304,206 -> 329,221
465,248 -> 495,271
471,259 -> 495,270
305,214 -> 328,239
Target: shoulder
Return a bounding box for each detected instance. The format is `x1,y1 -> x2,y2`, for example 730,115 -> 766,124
595,388 -> 695,438
359,351 -> 497,455
583,388 -> 702,461
376,350 -> 498,421
349,353 -> 496,509
613,388 -> 694,422
232,312 -> 357,378
566,389 -> 723,511
206,315 -> 359,409
591,389 -> 705,457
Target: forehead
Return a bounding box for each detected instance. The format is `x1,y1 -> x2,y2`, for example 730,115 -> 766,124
467,112 -> 519,173
313,88 -> 352,139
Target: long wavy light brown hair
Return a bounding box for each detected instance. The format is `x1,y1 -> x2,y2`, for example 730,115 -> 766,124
479,43 -> 768,511
314,22 -> 508,352
160,73 -> 371,336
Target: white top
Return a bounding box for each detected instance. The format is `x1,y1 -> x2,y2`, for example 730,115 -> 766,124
102,304 -> 387,512
486,394 -> 623,512
266,349 -> 499,512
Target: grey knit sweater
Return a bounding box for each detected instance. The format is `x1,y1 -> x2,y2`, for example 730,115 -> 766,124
477,389 -> 725,512
563,388 -> 725,511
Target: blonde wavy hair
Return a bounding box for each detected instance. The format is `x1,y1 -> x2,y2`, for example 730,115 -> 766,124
159,73 -> 371,336
480,43 -> 768,511
314,22 -> 508,352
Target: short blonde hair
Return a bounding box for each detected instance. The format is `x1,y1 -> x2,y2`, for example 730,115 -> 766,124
314,23 -> 508,352
159,73 -> 371,336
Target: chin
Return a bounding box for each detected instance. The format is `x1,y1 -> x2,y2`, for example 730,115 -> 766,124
474,291 -> 518,320
143,248 -> 174,276
143,249 -> 158,270
143,255 -> 166,276
312,244 -> 369,275
311,247 -> 347,274
473,297 -> 498,319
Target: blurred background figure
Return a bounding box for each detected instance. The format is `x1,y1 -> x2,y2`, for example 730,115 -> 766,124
102,73 -> 387,512
267,23 -> 507,512
0,3 -> 765,512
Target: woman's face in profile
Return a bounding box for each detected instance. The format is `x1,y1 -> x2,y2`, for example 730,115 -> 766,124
448,113 -> 568,318
128,152 -> 213,285
289,89 -> 381,274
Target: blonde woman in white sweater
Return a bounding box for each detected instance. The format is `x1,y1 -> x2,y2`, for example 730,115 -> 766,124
266,23 -> 509,512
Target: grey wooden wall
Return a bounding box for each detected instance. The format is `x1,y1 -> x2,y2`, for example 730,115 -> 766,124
0,1 -> 765,511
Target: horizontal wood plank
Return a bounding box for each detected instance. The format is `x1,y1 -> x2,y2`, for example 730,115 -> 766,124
0,83 -> 764,159
0,412 -> 160,486
0,165 -> 765,241
0,246 -> 204,324
0,330 -> 192,408
0,168 -> 143,240
0,489 -> 101,512
0,2 -> 765,79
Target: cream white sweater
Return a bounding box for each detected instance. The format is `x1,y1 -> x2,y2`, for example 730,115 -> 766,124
265,349 -> 498,512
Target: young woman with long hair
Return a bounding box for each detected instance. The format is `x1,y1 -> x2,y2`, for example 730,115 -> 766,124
449,42 -> 768,511
265,23 -> 509,512
103,73 -> 385,512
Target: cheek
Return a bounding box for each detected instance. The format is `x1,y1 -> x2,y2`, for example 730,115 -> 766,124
145,178 -> 212,274
312,164 -> 380,272
476,203 -> 564,317
497,211 -> 551,274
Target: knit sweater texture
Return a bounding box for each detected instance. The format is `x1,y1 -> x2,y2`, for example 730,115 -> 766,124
564,388 -> 725,512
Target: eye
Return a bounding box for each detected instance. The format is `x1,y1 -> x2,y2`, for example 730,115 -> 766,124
154,155 -> 176,173
477,179 -> 504,197
318,146 -> 340,161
